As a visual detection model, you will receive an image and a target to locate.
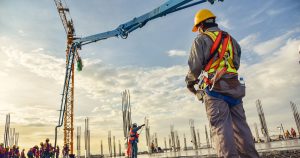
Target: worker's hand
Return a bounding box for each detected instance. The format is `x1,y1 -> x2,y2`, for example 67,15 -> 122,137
186,79 -> 199,95
187,84 -> 197,95
195,90 -> 205,103
141,124 -> 145,127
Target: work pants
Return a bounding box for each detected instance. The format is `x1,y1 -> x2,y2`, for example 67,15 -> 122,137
204,94 -> 259,158
131,142 -> 138,158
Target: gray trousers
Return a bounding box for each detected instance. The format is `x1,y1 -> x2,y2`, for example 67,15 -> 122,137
204,94 -> 259,158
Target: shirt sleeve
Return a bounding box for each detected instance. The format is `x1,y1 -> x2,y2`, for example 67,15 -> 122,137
185,36 -> 206,86
232,38 -> 241,70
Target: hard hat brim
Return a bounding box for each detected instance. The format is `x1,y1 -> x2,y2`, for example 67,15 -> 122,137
192,26 -> 198,32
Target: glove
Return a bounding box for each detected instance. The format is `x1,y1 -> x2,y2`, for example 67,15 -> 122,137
195,90 -> 205,103
141,124 -> 145,127
186,79 -> 200,95
187,84 -> 197,94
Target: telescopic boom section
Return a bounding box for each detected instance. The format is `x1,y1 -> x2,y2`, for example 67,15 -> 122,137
75,0 -> 223,46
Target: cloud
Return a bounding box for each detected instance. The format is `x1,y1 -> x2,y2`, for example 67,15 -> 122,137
31,48 -> 44,53
92,107 -> 99,113
253,29 -> 300,55
239,33 -> 259,52
218,18 -> 232,30
240,37 -> 300,135
166,50 -> 187,57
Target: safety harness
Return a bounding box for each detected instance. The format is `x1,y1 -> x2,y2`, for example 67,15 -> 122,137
129,128 -> 139,142
199,30 -> 241,107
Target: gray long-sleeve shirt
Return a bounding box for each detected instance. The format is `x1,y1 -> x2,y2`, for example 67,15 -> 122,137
185,26 -> 244,98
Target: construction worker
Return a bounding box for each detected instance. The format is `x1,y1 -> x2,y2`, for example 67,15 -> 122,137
39,143 -> 44,158
291,128 -> 297,138
128,123 -> 145,158
0,144 -> 4,158
186,9 -> 259,158
20,149 -> 25,158
55,146 -> 59,158
44,139 -> 51,158
62,144 -> 69,158
285,130 -> 291,138
27,148 -> 33,158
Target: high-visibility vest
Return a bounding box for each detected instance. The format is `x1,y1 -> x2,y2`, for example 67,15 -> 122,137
204,31 -> 237,74
202,31 -> 237,87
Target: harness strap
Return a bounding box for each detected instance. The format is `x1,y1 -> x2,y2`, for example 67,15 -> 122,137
204,31 -> 224,72
205,33 -> 230,72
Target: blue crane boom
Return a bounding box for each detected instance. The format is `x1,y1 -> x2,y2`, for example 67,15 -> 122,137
75,0 -> 222,46
55,0 -> 223,153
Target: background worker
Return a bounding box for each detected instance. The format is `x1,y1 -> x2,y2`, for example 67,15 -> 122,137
185,9 -> 259,157
128,123 -> 145,158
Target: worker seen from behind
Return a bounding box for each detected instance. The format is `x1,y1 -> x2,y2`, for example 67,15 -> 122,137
0,144 -> 4,158
20,149 -> 25,158
55,146 -> 59,158
185,9 -> 259,157
128,123 -> 145,158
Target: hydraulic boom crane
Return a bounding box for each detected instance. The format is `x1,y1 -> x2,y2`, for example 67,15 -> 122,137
54,0 -> 223,154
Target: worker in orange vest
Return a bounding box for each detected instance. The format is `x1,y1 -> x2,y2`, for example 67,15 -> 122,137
291,128 -> 297,138
185,9 -> 259,158
127,123 -> 145,158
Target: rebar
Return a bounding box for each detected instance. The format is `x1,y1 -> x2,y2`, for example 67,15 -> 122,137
77,126 -> 81,158
290,102 -> 300,136
256,99 -> 270,142
189,120 -> 198,149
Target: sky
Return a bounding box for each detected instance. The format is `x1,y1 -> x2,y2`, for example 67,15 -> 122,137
0,0 -> 300,155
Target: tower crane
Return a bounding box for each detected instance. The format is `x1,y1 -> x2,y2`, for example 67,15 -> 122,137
53,0 -> 81,156
53,0 -> 223,156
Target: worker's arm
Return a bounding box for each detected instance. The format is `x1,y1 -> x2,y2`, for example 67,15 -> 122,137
132,124 -> 145,133
231,37 -> 241,70
185,36 -> 206,94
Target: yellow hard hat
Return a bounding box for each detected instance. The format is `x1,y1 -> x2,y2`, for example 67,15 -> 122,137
192,9 -> 216,32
